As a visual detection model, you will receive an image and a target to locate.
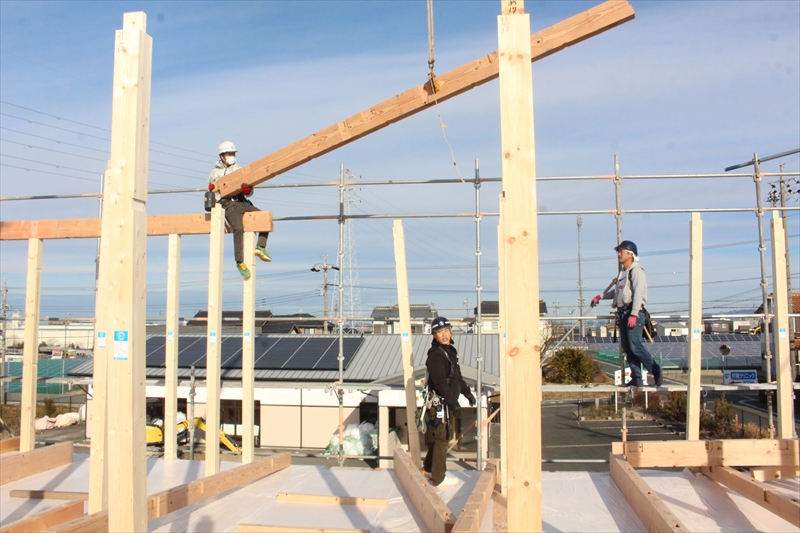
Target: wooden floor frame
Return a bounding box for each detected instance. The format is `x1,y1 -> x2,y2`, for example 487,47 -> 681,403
610,439 -> 800,533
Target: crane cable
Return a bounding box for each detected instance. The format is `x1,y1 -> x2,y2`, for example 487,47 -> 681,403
426,0 -> 464,182
427,0 -> 439,93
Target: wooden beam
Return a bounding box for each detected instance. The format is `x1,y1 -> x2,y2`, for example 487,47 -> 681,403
0,442 -> 74,485
9,490 -> 89,501
750,465 -> 800,481
205,204 -> 225,476
497,5 -> 541,531
275,493 -> 387,507
147,453 -> 290,520
700,465 -> 800,528
20,238 -> 42,453
609,454 -> 687,533
46,453 -> 291,532
0,501 -> 84,533
238,526 -> 369,533
686,212 -> 703,440
0,212 -> 273,241
392,220 -> 421,466
621,439 -> 800,468
103,12 -> 151,532
769,211 -> 794,438
452,461 -> 498,533
164,234 -> 181,461
0,436 -> 21,454
212,0 -> 634,198
392,447 -> 455,533
242,231 -> 256,464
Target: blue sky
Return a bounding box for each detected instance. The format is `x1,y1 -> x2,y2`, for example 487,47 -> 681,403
1,0 -> 798,322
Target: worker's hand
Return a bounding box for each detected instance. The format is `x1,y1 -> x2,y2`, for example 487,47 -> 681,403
590,295 -> 602,308
627,315 -> 638,329
241,183 -> 253,197
466,393 -> 476,407
208,183 -> 215,191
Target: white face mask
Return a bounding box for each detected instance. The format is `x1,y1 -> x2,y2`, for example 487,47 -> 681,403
223,155 -> 236,166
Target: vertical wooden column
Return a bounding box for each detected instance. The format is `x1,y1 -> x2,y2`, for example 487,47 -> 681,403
164,234 -> 181,460
89,171 -> 112,512
769,211 -> 794,438
19,237 -> 43,453
497,197 -> 508,494
379,404 -> 390,469
242,232 -> 256,464
103,12 -> 151,532
497,1 -> 542,530
205,204 -> 225,476
686,213 -> 703,440
392,220 -> 421,466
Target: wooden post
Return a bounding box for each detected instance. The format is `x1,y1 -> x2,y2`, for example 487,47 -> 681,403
378,404 -> 390,469
497,0 -> 542,531
497,1 -> 542,529
769,211 -> 794,438
392,220 -> 422,466
89,172 -> 112,513
20,237 -> 42,453
242,231 -> 256,464
686,213 -> 703,440
205,204 -> 225,476
164,234 -> 181,460
102,12 -> 151,532
497,196 -> 508,495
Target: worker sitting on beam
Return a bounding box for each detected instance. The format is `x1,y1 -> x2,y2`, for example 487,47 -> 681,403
208,141 -> 272,279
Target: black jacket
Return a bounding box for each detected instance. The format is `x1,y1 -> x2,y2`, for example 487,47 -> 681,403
425,340 -> 473,411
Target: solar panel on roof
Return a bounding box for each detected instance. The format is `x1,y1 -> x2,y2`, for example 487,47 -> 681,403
254,337 -> 301,369
219,337 -> 242,368
282,338 -> 335,369
313,337 -> 363,371
177,337 -> 207,368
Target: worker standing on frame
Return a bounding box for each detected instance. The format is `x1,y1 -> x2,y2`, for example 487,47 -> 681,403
207,141 -> 271,279
422,316 -> 476,487
591,240 -> 663,387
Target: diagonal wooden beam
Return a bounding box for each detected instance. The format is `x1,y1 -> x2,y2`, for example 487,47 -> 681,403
0,212 -> 273,240
392,447 -> 455,533
609,454 -> 687,533
700,465 -> 800,528
214,0 -> 635,198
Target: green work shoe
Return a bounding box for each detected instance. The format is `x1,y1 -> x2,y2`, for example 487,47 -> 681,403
237,262 -> 251,279
254,246 -> 272,262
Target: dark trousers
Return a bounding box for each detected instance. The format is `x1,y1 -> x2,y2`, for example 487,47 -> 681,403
619,310 -> 657,383
423,415 -> 449,486
223,201 -> 268,264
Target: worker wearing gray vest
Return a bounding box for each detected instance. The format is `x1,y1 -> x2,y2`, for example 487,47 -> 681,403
207,141 -> 271,279
591,240 -> 663,387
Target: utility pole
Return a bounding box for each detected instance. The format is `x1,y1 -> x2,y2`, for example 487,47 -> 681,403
311,256 -> 339,333
1,279 -> 8,404
576,216 -> 585,338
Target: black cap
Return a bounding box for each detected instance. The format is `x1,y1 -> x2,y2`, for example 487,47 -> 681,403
614,240 -> 638,256
430,316 -> 451,333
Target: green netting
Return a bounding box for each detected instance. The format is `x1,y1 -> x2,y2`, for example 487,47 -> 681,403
6,359 -> 87,394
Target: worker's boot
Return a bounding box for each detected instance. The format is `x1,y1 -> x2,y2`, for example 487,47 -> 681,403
254,246 -> 272,262
237,262 -> 251,279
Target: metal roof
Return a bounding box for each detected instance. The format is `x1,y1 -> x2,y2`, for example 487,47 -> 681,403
68,333 -> 502,385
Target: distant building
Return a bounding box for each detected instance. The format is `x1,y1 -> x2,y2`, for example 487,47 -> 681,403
370,305 -> 437,334
472,300 -> 547,334
657,321 -> 688,337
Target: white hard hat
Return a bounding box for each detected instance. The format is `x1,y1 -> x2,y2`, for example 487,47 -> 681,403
218,141 -> 237,155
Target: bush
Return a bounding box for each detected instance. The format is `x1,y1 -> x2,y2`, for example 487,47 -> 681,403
42,398 -> 57,417
544,347 -> 594,384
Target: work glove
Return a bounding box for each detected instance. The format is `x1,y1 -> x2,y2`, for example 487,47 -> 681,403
627,315 -> 638,329
590,295 -> 602,307
241,183 -> 253,197
208,184 -> 215,191
466,393 -> 476,407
